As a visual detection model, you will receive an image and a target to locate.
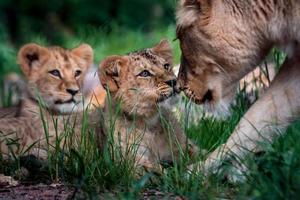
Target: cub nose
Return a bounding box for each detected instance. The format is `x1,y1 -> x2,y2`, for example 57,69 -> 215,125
165,79 -> 177,88
66,88 -> 79,96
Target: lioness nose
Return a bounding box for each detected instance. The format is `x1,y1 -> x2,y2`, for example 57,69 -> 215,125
66,88 -> 79,96
165,79 -> 177,88
202,89 -> 213,102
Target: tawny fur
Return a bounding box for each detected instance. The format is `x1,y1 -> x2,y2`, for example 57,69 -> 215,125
176,0 -> 300,176
0,44 -> 104,158
2,68 -> 106,110
99,40 -> 198,174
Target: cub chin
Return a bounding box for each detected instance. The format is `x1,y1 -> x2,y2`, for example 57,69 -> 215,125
0,43 -> 103,158
99,39 -> 198,174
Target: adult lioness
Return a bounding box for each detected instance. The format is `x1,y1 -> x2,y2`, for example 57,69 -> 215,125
176,0 -> 300,174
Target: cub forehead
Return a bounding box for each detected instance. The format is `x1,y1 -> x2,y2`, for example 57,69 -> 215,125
129,50 -> 166,68
47,47 -> 81,70
49,46 -> 72,59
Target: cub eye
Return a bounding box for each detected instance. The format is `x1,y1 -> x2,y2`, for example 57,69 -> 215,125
49,70 -> 61,78
75,70 -> 82,78
163,63 -> 171,70
138,70 -> 152,77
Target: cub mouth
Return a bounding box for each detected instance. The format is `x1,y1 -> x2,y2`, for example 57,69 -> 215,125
54,98 -> 77,105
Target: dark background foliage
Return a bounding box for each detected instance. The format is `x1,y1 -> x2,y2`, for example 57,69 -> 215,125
0,0 -> 175,45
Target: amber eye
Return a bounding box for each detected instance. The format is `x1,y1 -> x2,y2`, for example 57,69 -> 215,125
49,70 -> 61,78
138,70 -> 152,77
75,70 -> 82,78
163,63 -> 170,70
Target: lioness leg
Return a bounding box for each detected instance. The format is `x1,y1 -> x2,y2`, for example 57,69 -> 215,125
197,56 -> 300,174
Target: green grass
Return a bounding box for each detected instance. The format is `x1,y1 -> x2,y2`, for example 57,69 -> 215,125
0,25 -> 300,199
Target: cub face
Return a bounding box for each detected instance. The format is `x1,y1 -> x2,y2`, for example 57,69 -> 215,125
99,40 -> 180,118
18,43 -> 93,113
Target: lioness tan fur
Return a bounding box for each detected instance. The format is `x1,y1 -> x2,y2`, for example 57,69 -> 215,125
176,0 -> 300,175
99,40 -> 198,173
0,43 -> 103,158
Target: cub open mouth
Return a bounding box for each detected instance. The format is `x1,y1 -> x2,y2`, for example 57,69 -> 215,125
54,98 -> 76,105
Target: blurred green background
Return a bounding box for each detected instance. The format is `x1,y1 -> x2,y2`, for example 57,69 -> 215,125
0,0 -> 179,78
2,2 -> 300,199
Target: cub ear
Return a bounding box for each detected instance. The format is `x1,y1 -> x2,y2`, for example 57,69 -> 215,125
98,55 -> 129,93
151,39 -> 173,65
17,43 -> 50,77
71,43 -> 94,67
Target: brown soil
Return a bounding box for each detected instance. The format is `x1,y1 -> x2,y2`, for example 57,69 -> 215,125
0,184 -> 188,200
0,184 -> 76,200
0,174 -> 185,199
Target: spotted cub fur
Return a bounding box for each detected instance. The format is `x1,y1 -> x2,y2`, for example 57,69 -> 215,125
99,40 -> 198,174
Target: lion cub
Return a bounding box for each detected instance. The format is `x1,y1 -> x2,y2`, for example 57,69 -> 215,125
0,43 -> 102,158
99,40 -> 198,173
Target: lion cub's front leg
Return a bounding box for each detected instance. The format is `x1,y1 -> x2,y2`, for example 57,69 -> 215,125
116,133 -> 163,175
195,56 -> 300,177
168,112 -> 199,160
135,145 -> 163,174
0,117 -> 42,158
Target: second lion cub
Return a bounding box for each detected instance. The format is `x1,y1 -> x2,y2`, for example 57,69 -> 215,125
99,40 -> 198,173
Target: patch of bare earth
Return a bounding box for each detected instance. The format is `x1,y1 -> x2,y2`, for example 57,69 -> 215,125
0,175 -> 76,200
0,184 -> 76,200
0,174 -> 186,199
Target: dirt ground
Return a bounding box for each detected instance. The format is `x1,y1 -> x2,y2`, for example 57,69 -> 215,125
0,184 -> 76,200
0,179 -> 185,199
0,174 -> 75,200
0,186 -> 186,200
0,174 -> 186,199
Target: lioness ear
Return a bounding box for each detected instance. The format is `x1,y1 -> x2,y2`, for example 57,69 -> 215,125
177,0 -> 212,27
71,44 -> 94,67
151,39 -> 173,65
98,55 -> 129,93
18,43 -> 50,77
181,0 -> 210,6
